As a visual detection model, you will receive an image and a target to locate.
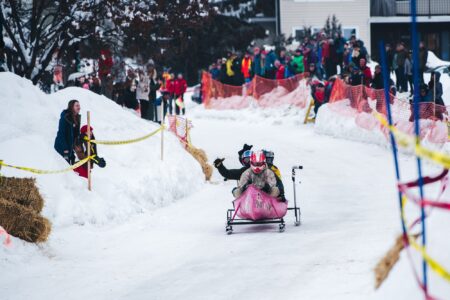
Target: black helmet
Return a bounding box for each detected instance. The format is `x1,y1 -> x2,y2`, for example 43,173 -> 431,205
263,150 -> 275,165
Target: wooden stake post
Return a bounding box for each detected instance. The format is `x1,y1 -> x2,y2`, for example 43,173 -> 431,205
303,98 -> 315,124
185,117 -> 189,146
87,111 -> 92,191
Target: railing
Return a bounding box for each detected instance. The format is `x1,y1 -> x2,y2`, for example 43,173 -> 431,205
371,0 -> 450,17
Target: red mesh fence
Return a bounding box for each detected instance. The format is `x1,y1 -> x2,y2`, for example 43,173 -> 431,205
201,72 -> 310,110
201,72 -> 249,110
201,72 -> 449,145
328,78 -> 449,144
166,115 -> 193,146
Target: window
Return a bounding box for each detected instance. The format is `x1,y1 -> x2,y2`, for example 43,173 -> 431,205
293,26 -> 323,41
342,27 -> 358,40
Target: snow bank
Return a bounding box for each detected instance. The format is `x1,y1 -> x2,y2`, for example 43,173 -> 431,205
0,72 -> 203,227
190,102 -> 307,127
427,51 -> 450,69
314,101 -> 388,147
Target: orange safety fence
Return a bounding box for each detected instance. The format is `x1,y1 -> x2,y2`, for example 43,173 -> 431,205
201,72 -> 449,145
201,72 -> 250,110
328,78 -> 449,145
201,71 -> 310,110
166,115 -> 193,146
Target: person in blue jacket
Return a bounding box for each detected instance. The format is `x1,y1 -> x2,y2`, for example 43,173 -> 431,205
264,49 -> 277,79
54,100 -> 81,164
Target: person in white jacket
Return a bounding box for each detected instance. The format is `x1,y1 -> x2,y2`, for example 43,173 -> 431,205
136,70 -> 151,120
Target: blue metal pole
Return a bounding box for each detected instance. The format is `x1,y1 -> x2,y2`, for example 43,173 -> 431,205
410,0 -> 428,292
379,41 -> 408,237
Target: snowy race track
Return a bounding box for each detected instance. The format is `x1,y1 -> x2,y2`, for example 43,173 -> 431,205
1,112 -> 425,300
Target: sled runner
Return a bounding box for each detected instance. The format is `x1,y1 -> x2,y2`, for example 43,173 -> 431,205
226,166 -> 302,234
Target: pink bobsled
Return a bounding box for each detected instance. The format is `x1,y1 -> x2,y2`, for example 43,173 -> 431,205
233,185 -> 288,220
226,166 -> 303,235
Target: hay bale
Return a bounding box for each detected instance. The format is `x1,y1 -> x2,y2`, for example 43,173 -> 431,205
0,177 -> 44,213
186,145 -> 213,181
203,164 -> 213,181
0,197 -> 51,243
374,234 -> 406,289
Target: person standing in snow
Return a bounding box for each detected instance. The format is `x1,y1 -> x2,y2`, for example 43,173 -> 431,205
404,52 -> 413,95
428,72 -> 444,106
209,63 -> 221,81
241,52 -> 253,83
174,73 -> 187,115
359,58 -> 372,87
264,49 -> 277,79
252,47 -> 265,77
275,60 -> 285,80
419,41 -> 428,83
137,69 -> 151,120
98,49 -> 114,98
155,91 -> 171,124
395,43 -> 408,92
113,61 -> 127,103
123,69 -> 139,110
54,100 -> 81,165
291,49 -> 304,75
147,63 -> 160,122
166,73 -> 175,115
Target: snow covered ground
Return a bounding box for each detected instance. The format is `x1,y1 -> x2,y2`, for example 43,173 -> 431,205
0,72 -> 203,227
1,73 -> 449,299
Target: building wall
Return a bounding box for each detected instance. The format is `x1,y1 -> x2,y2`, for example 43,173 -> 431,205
280,0 -> 371,50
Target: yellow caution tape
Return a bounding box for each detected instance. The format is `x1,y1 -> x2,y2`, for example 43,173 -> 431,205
373,112 -> 450,169
415,144 -> 450,170
409,238 -> 450,282
86,126 -> 164,145
401,196 -> 450,283
0,156 -> 95,175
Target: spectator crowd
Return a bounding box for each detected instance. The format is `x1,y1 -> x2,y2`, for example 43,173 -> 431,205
208,31 -> 445,118
33,49 -> 188,123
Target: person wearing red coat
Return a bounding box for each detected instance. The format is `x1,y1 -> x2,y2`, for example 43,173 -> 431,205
274,60 -> 285,80
359,58 -> 372,87
165,74 -> 175,114
174,73 -> 187,115
98,49 -> 114,98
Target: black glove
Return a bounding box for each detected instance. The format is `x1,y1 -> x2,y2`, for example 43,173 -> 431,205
94,157 -> 106,168
213,158 -> 225,168
262,183 -> 271,194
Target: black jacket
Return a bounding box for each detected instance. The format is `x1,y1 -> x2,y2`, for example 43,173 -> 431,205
217,164 -> 247,181
149,78 -> 161,102
371,72 -> 384,89
429,72 -> 444,106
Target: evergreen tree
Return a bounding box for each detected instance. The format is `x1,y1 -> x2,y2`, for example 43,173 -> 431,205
323,14 -> 342,38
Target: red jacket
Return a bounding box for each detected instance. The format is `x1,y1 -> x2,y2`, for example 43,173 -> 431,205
241,57 -> 252,79
174,78 -> 187,95
99,49 -> 113,77
361,66 -> 372,87
166,79 -> 175,94
276,65 -> 285,80
314,90 -> 325,103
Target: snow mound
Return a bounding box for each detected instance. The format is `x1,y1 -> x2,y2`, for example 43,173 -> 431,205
0,72 -> 203,227
427,51 -> 450,69
314,102 -> 388,147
